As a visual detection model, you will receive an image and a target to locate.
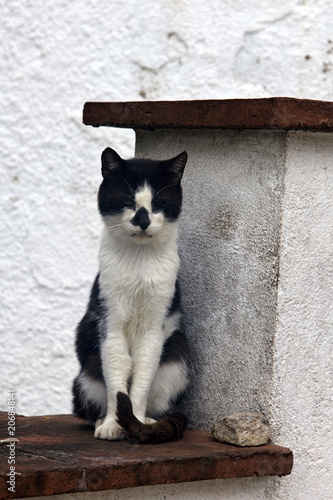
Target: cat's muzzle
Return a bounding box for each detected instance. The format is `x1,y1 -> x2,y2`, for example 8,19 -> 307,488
131,207 -> 151,231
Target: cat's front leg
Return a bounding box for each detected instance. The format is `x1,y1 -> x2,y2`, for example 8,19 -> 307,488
94,327 -> 132,441
129,326 -> 165,423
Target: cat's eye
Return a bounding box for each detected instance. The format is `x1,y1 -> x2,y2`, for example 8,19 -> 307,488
123,195 -> 135,208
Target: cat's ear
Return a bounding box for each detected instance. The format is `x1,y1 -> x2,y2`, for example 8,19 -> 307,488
101,148 -> 123,177
165,151 -> 188,183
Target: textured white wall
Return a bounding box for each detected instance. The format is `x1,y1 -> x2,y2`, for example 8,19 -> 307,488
271,132 -> 333,500
1,0 -> 332,430
30,477 -> 276,500
2,2 -> 333,499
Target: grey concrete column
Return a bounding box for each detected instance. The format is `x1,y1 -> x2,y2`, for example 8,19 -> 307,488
136,128 -> 286,428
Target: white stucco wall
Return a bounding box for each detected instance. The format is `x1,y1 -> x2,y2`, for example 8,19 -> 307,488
2,0 -> 333,418
30,477 -> 276,500
1,2 -> 333,499
271,131 -> 333,500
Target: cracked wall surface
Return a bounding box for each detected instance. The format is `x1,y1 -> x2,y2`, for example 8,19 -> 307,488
1,0 -> 333,418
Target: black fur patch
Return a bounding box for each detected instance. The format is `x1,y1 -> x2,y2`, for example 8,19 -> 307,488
98,149 -> 187,222
116,392 -> 187,444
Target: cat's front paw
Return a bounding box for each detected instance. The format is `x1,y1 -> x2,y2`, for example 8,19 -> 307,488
94,417 -> 125,440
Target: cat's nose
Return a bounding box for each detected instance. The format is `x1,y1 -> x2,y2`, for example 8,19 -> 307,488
131,207 -> 151,231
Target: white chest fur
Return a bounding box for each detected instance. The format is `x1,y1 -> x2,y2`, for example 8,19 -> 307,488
98,225 -> 180,337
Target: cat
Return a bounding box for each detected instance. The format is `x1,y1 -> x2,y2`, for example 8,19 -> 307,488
72,147 -> 189,443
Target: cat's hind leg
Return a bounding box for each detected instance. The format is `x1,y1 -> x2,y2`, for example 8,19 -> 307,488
73,374 -> 124,439
145,417 -> 157,424
146,360 -> 189,417
95,417 -> 105,428
72,371 -> 107,424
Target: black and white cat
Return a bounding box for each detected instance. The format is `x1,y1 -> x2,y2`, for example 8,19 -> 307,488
72,147 -> 189,443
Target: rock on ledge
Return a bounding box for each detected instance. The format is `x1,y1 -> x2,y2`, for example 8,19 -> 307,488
211,413 -> 271,447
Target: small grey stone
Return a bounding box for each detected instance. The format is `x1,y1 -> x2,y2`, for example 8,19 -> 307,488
211,412 -> 271,446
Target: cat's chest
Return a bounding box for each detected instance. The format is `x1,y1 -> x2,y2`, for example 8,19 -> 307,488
99,236 -> 179,304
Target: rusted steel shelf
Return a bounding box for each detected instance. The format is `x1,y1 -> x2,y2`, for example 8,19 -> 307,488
0,412 -> 292,498
83,97 -> 333,131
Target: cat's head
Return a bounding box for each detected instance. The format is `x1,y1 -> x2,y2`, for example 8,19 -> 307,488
98,148 -> 187,244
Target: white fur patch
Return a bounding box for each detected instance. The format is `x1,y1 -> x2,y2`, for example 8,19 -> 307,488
135,184 -> 153,212
147,361 -> 189,416
79,372 -> 107,413
164,311 -> 181,339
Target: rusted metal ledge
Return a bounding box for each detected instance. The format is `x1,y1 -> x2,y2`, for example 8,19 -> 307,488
0,412 -> 292,498
83,97 -> 333,131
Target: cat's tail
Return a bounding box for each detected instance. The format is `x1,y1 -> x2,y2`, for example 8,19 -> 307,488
116,392 -> 187,444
